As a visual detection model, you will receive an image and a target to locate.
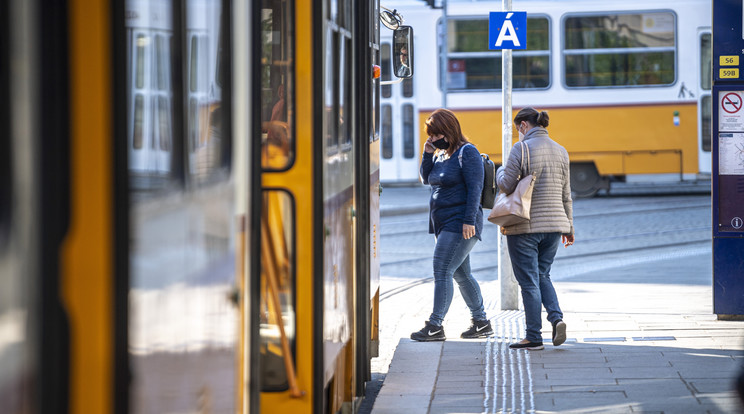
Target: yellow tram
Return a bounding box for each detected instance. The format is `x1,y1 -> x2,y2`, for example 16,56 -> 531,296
1,0 -> 404,412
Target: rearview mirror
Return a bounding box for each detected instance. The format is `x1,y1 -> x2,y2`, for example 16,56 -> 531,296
393,26 -> 413,79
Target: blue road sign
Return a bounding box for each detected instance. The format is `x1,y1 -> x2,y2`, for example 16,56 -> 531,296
488,11 -> 527,50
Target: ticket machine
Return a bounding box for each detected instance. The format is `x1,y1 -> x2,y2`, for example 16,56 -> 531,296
713,0 -> 744,317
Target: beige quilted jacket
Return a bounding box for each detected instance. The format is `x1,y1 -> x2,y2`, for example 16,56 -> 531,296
495,127 -> 574,236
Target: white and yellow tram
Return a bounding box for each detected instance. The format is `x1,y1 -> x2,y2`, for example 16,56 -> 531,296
381,0 -> 712,196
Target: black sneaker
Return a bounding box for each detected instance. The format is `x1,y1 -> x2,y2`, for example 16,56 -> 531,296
461,319 -> 494,339
552,320 -> 567,346
508,340 -> 544,350
411,321 -> 445,342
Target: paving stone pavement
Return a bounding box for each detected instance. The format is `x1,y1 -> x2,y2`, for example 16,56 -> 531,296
371,255 -> 744,414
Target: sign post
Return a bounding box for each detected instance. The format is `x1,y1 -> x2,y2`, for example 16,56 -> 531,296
712,0 -> 744,318
489,6 -> 526,310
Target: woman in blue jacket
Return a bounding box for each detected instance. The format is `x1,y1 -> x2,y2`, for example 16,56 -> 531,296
411,108 -> 493,341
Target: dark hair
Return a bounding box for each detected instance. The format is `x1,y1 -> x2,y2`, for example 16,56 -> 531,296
425,108 -> 469,154
514,107 -> 549,128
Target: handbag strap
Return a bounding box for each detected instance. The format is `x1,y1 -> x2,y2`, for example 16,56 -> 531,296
519,141 -> 531,175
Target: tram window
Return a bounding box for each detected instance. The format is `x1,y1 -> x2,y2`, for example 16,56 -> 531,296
260,189 -> 296,392
403,104 -> 415,159
261,1 -> 295,171
127,8 -> 179,187
215,23 -> 223,89
563,12 -> 676,88
133,95 -> 144,149
158,96 -> 171,151
338,35 -> 347,148
325,29 -> 338,152
700,33 -> 711,91
0,9 -> 8,244
372,48 -> 381,142
403,77 -> 413,98
337,0 -> 349,28
188,98 -> 198,151
184,4 -> 229,184
382,104 -> 393,159
701,95 -> 711,152
189,36 -> 199,93
150,98 -> 157,149
135,34 -> 146,89
156,35 -> 168,90
381,43 -> 392,98
445,17 -> 550,91
340,36 -> 352,148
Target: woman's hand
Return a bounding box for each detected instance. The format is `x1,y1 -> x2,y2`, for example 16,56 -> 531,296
562,234 -> 574,248
424,134 -> 442,154
463,224 -> 476,240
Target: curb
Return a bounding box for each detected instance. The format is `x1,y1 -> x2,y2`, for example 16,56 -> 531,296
380,205 -> 429,217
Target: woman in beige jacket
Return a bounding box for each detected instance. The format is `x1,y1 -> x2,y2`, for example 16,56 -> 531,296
496,107 -> 575,350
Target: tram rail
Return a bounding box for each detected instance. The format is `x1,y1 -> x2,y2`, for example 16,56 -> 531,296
381,201 -> 710,237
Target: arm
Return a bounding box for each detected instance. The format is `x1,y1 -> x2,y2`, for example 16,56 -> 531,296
420,151 -> 435,185
496,142 -> 524,195
461,145 -> 483,226
562,151 -> 575,246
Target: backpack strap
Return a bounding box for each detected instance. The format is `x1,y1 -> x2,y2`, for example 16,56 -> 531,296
458,143 -> 475,168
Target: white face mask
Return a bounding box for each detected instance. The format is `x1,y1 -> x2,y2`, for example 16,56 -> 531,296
517,124 -> 524,140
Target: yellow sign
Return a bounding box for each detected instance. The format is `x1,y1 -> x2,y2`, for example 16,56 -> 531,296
721,68 -> 740,78
720,56 -> 740,66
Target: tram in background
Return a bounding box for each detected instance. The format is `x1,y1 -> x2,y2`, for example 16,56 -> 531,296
381,0 -> 712,197
1,0 -> 405,413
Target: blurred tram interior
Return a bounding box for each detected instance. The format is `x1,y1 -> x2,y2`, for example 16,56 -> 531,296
1,0 -> 398,412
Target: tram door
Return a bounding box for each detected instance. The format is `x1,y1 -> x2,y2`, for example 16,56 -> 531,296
698,29 -> 712,175
380,41 -> 419,182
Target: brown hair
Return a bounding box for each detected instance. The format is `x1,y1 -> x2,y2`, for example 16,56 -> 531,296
514,107 -> 549,128
424,108 -> 469,156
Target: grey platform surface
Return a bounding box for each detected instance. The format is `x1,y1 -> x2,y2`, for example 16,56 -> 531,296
370,212 -> 744,413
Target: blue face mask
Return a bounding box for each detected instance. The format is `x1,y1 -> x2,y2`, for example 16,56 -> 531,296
432,138 -> 450,150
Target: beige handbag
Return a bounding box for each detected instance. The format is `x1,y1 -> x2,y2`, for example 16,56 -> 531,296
487,142 -> 536,226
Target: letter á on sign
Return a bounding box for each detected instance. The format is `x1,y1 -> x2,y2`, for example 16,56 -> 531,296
495,17 -> 520,47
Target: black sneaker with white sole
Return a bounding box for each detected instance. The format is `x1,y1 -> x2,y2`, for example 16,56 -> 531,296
509,340 -> 544,350
411,321 -> 445,342
461,319 -> 494,339
552,320 -> 567,346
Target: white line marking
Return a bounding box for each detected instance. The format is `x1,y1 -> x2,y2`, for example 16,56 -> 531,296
483,311 -> 536,413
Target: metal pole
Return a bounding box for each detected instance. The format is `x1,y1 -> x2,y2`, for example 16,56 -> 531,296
440,0 -> 448,108
499,0 -> 519,310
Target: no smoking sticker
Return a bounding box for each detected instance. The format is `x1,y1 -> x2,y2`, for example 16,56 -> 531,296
723,93 -> 742,113
720,91 -> 744,131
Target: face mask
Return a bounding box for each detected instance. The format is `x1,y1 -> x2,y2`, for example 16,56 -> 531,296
432,138 -> 450,150
518,130 -> 524,141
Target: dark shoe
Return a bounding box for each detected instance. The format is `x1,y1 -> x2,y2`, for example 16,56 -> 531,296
411,321 -> 445,342
509,340 -> 544,350
461,319 -> 494,339
552,320 -> 567,346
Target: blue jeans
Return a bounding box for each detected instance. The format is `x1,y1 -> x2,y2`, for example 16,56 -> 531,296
429,231 -> 487,326
506,232 -> 563,342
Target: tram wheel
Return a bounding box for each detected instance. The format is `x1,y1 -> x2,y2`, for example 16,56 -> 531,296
570,163 -> 601,198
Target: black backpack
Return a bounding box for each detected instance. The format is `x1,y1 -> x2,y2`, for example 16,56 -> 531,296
459,144 -> 497,209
